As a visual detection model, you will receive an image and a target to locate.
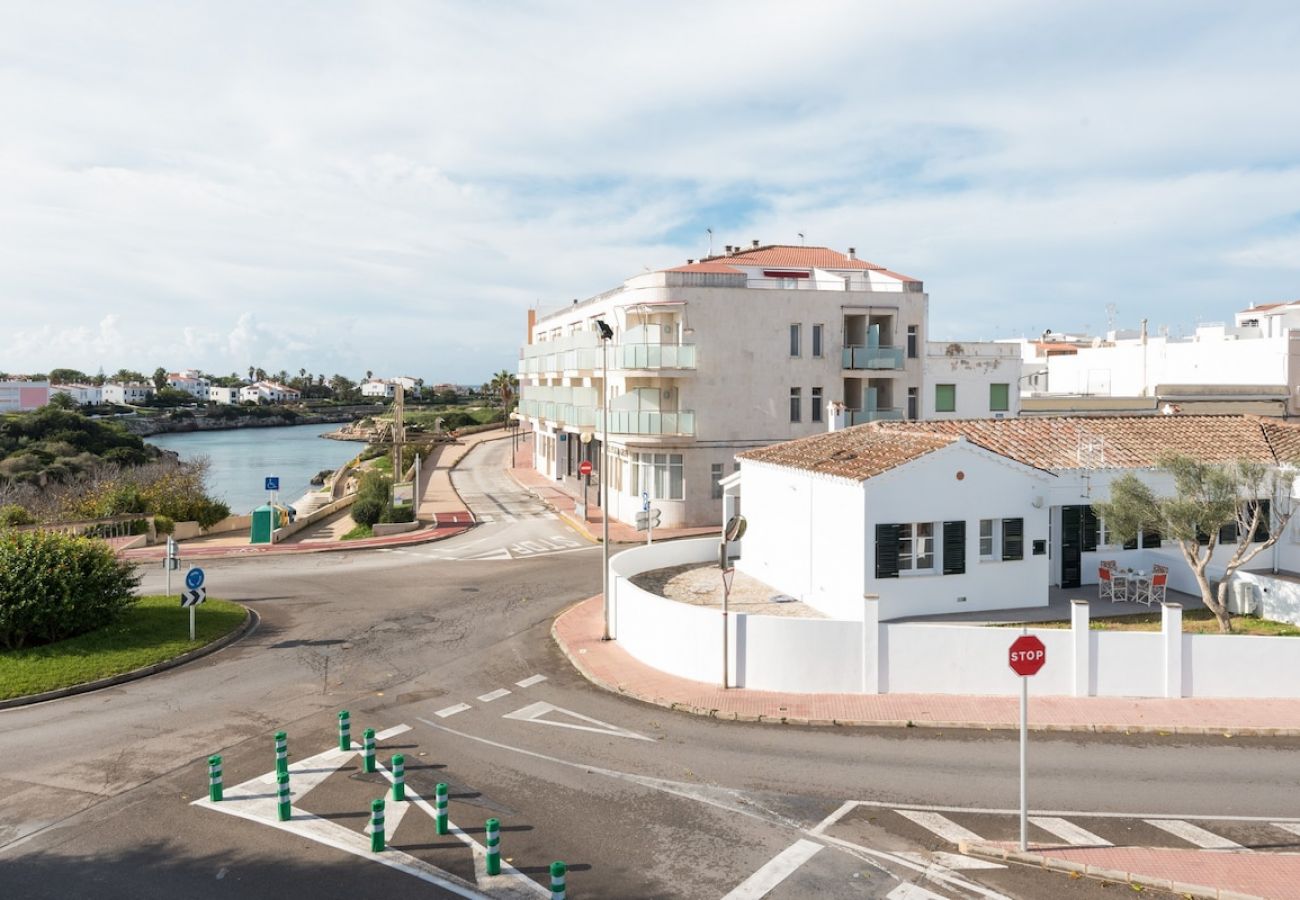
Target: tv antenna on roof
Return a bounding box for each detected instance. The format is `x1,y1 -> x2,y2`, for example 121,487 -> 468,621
706,227 -> 713,257
798,232 -> 805,245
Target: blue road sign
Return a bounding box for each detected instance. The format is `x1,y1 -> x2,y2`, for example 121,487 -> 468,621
185,567 -> 205,591
265,476 -> 280,491
641,491 -> 650,512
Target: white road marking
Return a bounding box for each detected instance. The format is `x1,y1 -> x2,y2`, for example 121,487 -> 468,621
375,724 -> 412,740
808,800 -> 857,836
502,701 -> 655,742
896,810 -> 984,845
1272,822 -> 1300,840
1029,816 -> 1112,846
465,549 -> 513,561
435,703 -> 472,718
895,851 -> 1005,870
888,884 -> 949,900
846,799 -> 1300,826
1143,819 -> 1243,849
477,689 -> 511,703
515,674 -> 547,688
720,838 -> 824,900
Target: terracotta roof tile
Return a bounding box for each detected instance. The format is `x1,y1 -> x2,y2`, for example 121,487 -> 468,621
662,261 -> 744,274
671,245 -> 919,279
743,416 -> 1300,481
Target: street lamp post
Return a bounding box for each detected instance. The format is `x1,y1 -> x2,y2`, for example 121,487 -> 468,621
596,320 -> 613,641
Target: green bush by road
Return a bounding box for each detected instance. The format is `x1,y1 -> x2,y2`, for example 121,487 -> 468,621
0,594 -> 247,700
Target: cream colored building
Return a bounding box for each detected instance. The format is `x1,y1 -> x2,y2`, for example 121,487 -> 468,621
517,243 -> 929,528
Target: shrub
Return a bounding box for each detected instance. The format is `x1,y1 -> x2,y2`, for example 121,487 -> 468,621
351,496 -> 385,527
153,515 -> 175,535
0,504 -> 34,527
0,531 -> 140,650
382,503 -> 415,524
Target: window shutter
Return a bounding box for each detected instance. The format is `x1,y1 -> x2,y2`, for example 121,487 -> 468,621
875,523 -> 900,579
1252,499 -> 1271,542
1082,506 -> 1099,552
942,521 -> 966,575
1142,527 -> 1162,548
1002,517 -> 1024,561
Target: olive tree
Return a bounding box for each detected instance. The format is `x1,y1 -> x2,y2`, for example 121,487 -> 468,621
1094,453 -> 1294,633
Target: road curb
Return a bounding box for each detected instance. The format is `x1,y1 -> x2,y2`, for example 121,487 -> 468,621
0,605 -> 261,711
551,599 -> 1300,736
957,841 -> 1265,900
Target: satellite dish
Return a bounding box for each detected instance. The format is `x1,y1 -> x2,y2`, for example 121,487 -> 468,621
724,515 -> 747,542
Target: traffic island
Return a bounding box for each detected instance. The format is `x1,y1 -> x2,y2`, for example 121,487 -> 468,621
0,594 -> 254,708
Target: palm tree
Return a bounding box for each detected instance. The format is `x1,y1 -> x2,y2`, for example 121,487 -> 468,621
365,369 -> 374,382
490,369 -> 518,411
248,366 -> 255,382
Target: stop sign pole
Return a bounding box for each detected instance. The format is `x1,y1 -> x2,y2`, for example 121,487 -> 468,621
1008,631 -> 1046,852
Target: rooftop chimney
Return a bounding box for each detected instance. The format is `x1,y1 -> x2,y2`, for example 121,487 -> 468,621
752,239 -> 760,248
686,259 -> 694,264
725,245 -> 733,255
848,247 -> 857,259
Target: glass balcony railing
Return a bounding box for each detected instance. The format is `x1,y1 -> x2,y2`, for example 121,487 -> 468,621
616,343 -> 697,370
596,409 -> 696,436
842,346 -> 905,370
847,408 -> 904,425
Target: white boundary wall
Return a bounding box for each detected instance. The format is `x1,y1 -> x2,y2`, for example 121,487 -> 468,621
611,540 -> 1300,699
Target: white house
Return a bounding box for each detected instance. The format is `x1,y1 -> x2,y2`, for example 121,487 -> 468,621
0,379 -> 50,412
102,382 -> 154,405
50,383 -> 103,405
922,341 -> 1020,420
239,381 -> 301,404
735,415 -> 1300,621
207,385 -> 241,405
166,369 -> 210,399
361,380 -> 397,399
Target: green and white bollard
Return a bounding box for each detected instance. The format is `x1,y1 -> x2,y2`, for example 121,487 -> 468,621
435,782 -> 449,835
276,772 -> 291,822
207,755 -> 223,802
362,728 -> 376,773
485,818 -> 501,876
274,731 -> 288,777
549,860 -> 567,899
370,798 -> 385,852
391,754 -> 405,801
338,710 -> 351,751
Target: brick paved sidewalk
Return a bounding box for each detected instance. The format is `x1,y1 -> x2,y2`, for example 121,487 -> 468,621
553,594 -> 1300,735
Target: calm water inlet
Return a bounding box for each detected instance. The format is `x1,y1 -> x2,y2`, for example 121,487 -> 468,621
147,423 -> 360,515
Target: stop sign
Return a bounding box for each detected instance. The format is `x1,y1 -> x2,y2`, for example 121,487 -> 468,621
579,460 -> 593,476
1008,635 -> 1046,677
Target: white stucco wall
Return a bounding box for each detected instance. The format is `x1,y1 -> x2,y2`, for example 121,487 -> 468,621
922,342 -> 1021,420
882,624 -> 1074,695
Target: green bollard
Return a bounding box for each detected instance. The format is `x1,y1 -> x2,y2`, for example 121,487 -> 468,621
274,731 -> 288,777
362,728 -> 376,773
276,772 -> 291,821
370,798 -> 385,852
338,710 -> 351,751
207,755 -> 223,802
435,782 -> 449,835
485,818 -> 501,876
391,754 -> 405,801
550,860 -> 567,899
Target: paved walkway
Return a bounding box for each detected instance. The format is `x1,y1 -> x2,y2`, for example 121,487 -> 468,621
553,594 -> 1300,735
507,431 -> 719,544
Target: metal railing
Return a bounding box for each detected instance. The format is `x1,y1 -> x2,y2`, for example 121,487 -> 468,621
847,408 -> 904,425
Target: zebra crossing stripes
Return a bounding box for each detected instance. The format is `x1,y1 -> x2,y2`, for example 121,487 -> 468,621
1272,822 -> 1300,839
895,810 -> 983,844
1028,816 -> 1112,846
1143,818 -> 1244,849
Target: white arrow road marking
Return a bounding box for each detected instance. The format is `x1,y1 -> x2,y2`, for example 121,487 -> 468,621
435,703 -> 472,718
1029,816 -> 1111,846
887,884 -> 949,900
895,811 -> 983,845
501,701 -> 655,742
894,851 -> 1005,870
721,838 -> 823,900
1144,819 -> 1243,849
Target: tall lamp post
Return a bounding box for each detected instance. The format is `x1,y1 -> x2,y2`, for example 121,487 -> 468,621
596,319 -> 614,640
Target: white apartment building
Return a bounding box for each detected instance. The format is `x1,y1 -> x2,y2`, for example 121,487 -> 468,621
50,383 -> 103,405
102,382 -> 154,405
166,369 -> 210,399
0,379 -> 50,412
239,381 -> 301,404
517,243 -> 932,529
207,385 -> 241,405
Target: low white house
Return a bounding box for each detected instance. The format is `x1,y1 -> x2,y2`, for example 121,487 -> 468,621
239,381 -> 301,404
207,385 -> 241,405
735,415 -> 1300,621
102,382 -> 154,405
50,383 -> 103,405
361,379 -> 397,399
166,369 -> 210,399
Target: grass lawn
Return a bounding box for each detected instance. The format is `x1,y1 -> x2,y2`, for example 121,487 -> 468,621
342,523 -> 373,540
0,594 -> 248,701
1007,608 -> 1300,636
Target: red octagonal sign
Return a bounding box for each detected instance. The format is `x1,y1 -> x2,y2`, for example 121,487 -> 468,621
1008,634 -> 1046,677
579,460 -> 593,476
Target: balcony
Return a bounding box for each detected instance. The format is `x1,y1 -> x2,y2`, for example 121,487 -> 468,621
842,346 -> 905,370
847,408 -> 904,425
616,342 -> 697,370
596,408 -> 696,436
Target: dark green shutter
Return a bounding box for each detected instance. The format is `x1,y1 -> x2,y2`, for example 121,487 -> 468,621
1002,517 -> 1024,561
942,521 -> 966,575
875,523 -> 900,579
1082,506 -> 1099,552
1252,500 -> 1271,542
1141,527 -> 1162,548
1219,521 -> 1238,544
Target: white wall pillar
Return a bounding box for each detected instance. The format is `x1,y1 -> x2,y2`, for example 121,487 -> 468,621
1162,602 -> 1183,698
608,573 -> 622,639
861,594 -> 881,693
1070,599 -> 1091,697
730,612 -> 746,688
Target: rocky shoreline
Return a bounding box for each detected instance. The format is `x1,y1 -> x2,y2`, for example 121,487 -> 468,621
122,410 -> 360,437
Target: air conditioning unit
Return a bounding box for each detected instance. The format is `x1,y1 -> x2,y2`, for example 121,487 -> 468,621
1228,580 -> 1260,615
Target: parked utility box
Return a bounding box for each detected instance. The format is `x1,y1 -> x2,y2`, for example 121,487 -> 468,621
250,504 -> 281,544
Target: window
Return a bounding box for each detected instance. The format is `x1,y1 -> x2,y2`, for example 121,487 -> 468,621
907,325 -> 918,359
811,387 -> 823,422
942,521 -> 966,575
632,453 -> 684,500
898,522 -> 935,572
1001,518 -> 1024,560
935,383 -> 956,413
979,519 -> 995,559
789,387 -> 802,423
789,323 -> 802,357
711,463 -> 724,500
811,324 -> 824,358
907,387 -> 918,421
990,383 -> 1010,412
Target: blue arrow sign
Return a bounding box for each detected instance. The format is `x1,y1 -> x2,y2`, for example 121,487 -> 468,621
185,567 -> 205,591
641,491 -> 650,512
265,476 -> 280,491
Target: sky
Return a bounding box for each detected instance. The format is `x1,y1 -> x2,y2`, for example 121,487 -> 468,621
3,2 -> 1300,383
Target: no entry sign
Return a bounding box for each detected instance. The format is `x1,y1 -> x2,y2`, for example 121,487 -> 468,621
1008,634 -> 1046,677
579,460 -> 593,476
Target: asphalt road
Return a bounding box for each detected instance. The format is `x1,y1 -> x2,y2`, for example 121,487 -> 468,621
3,437 -> 1300,899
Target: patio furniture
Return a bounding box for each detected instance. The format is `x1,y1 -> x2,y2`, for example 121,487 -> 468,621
1101,559 -> 1118,570
1132,569 -> 1168,606
1098,565 -> 1130,602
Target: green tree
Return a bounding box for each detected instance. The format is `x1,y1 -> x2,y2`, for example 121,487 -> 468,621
48,368 -> 88,385
489,369 -> 518,411
1094,454 -> 1295,633
152,367 -> 169,391
48,392 -> 78,410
